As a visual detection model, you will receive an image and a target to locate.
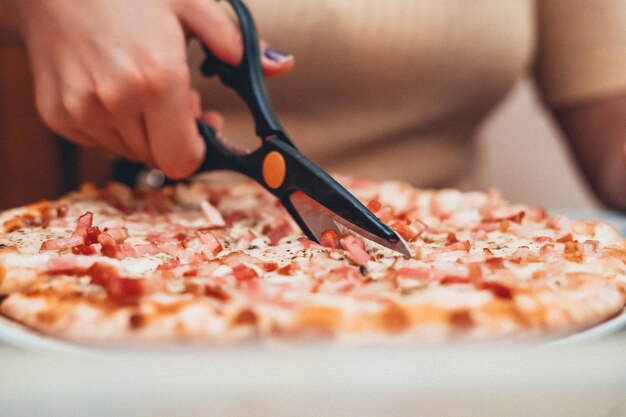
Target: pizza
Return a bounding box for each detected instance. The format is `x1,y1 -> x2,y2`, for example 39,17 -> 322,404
0,175 -> 624,346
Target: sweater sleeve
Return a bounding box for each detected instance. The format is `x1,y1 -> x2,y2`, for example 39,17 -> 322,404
535,0 -> 626,107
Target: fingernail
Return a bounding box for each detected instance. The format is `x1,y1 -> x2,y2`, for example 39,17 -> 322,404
264,48 -> 292,63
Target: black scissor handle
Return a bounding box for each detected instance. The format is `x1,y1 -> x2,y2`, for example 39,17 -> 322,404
200,0 -> 283,141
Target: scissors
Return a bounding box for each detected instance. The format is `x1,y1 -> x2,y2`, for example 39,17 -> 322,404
194,0 -> 411,258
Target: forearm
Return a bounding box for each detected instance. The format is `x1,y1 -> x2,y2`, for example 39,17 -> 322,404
0,1 -> 23,45
554,94 -> 626,212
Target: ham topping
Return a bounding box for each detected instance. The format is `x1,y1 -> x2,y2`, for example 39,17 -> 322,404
394,267 -> 435,281
87,262 -> 157,303
232,264 -> 258,282
265,217 -> 294,245
340,234 -> 373,266
235,230 -> 257,251
320,229 -> 339,248
196,231 -> 224,257
391,219 -> 426,242
200,201 -> 226,227
41,211 -> 94,251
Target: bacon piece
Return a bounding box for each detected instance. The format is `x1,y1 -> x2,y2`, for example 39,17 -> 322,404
376,206 -> 395,223
223,210 -> 247,226
539,243 -> 555,256
509,247 -> 531,264
477,281 -> 513,299
71,244 -> 97,255
498,220 -> 510,233
157,258 -> 180,271
87,263 -> 153,303
366,199 -> 382,212
277,261 -> 300,276
262,262 -> 279,272
467,263 -> 483,279
297,236 -> 316,248
340,234 -> 373,266
46,257 -> 82,274
135,243 -> 160,256
196,231 -> 223,257
40,235 -> 84,251
41,212 -> 95,251
505,211 -> 525,224
183,268 -> 198,277
485,257 -> 505,269
56,205 -> 68,218
85,226 -> 102,245
564,241 -> 584,263
390,220 -> 424,242
114,244 -> 138,259
200,201 -> 226,227
98,232 -> 118,258
96,232 -> 137,259
461,251 -> 486,263
444,240 -> 471,252
394,267 -> 434,281
556,233 -> 573,243
235,230 -> 256,251
71,212 -> 93,242
533,236 -> 554,244
427,250 -> 468,262
266,217 -> 294,245
408,219 -> 427,238
548,215 -> 571,233
320,229 -> 339,248
583,239 -> 599,253
475,222 -> 499,233
441,276 -> 471,285
146,232 -> 180,244
472,229 -> 489,241
525,207 -> 547,221
328,266 -> 360,280
232,264 -> 258,282
106,227 -> 129,243
204,285 -> 230,301
446,232 -> 458,245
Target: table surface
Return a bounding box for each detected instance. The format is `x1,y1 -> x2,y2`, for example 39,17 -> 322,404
2,340 -> 626,417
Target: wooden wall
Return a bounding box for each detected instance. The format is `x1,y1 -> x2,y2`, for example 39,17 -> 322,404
0,47 -> 112,210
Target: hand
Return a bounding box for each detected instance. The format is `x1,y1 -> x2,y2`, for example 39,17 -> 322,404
556,94 -> 626,211
16,0 -> 294,178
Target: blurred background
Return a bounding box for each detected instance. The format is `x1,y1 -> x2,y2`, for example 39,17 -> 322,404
0,46 -> 598,211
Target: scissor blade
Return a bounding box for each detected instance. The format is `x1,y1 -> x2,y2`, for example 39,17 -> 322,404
289,191 -> 412,258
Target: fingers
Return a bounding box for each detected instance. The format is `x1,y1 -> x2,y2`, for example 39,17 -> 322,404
175,0 -> 243,65
201,111 -> 224,132
190,89 -> 202,118
142,70 -> 206,179
176,1 -> 294,76
259,41 -> 294,77
33,71 -> 139,161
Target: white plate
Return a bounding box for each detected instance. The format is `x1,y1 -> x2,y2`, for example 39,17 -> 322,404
2,307 -> 625,353
0,315 -> 90,353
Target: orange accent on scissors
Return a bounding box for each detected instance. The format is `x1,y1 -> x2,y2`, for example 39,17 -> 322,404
262,151 -> 286,189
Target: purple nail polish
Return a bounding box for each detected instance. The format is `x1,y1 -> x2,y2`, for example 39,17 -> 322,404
264,48 -> 291,63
